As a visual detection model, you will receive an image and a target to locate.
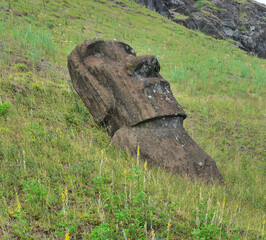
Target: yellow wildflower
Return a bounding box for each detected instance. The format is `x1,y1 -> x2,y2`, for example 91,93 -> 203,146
101,149 -> 104,155
16,196 -> 21,212
144,161 -> 147,171
62,192 -> 65,201
124,169 -> 127,174
137,145 -> 140,156
167,223 -> 172,231
152,230 -> 155,236
222,198 -> 225,208
65,188 -> 68,196
65,232 -> 70,240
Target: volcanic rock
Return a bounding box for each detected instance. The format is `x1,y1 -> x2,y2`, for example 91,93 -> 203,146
135,0 -> 171,17
68,39 -> 223,182
135,0 -> 266,58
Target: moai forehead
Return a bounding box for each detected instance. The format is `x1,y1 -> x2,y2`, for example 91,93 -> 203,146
68,39 -> 186,135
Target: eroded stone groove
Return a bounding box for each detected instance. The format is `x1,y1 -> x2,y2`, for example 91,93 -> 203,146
68,39 -> 223,182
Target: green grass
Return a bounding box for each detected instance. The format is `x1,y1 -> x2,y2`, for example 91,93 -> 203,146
172,13 -> 189,20
0,0 -> 265,239
234,0 -> 248,4
193,0 -> 221,11
239,12 -> 248,22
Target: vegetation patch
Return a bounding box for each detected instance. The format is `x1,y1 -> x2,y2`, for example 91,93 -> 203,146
239,12 -> 247,22
194,0 -> 221,11
172,13 -> 189,20
239,25 -> 247,31
0,102 -> 11,117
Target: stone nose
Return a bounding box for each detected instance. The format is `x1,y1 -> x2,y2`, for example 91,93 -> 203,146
125,55 -> 160,77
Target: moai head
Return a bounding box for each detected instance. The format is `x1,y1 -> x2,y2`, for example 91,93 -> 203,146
68,39 -> 186,135
68,39 -> 223,183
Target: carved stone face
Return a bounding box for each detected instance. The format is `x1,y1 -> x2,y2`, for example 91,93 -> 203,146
68,39 -> 186,135
68,39 -> 223,182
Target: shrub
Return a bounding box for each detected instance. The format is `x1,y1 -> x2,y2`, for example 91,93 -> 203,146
239,25 -> 247,31
0,103 -> 11,117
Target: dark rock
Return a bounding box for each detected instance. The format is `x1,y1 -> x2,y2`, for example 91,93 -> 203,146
68,39 -> 186,135
134,0 -> 266,58
135,0 -> 171,17
112,120 -> 222,181
68,39 -> 223,183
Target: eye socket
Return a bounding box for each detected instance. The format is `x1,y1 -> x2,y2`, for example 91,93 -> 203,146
134,58 -> 160,78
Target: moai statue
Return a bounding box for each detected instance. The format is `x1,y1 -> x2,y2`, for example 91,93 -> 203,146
68,39 -> 223,182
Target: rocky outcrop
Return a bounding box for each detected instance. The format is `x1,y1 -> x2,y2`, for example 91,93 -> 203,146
136,0 -> 266,58
68,39 -> 223,182
135,0 -> 171,16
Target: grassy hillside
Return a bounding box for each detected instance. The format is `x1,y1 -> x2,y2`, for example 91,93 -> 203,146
0,0 -> 265,239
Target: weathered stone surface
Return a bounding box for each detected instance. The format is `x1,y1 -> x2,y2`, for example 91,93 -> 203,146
135,0 -> 171,17
68,39 -> 186,135
112,118 -> 222,181
135,0 -> 266,58
68,39 -> 223,182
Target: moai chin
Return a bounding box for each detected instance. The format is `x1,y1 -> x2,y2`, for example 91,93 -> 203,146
68,39 -> 223,183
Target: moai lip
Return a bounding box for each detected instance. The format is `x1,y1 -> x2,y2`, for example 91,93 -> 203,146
68,39 -> 223,183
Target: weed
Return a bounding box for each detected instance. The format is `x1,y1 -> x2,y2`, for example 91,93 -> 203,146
21,179 -> 48,204
239,25 -> 247,31
11,219 -> 32,239
0,103 -> 11,117
191,192 -> 241,239
194,0 -> 220,11
14,63 -> 29,72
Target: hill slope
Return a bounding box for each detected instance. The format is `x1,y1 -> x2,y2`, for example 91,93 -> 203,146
135,0 -> 266,58
0,0 -> 265,239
